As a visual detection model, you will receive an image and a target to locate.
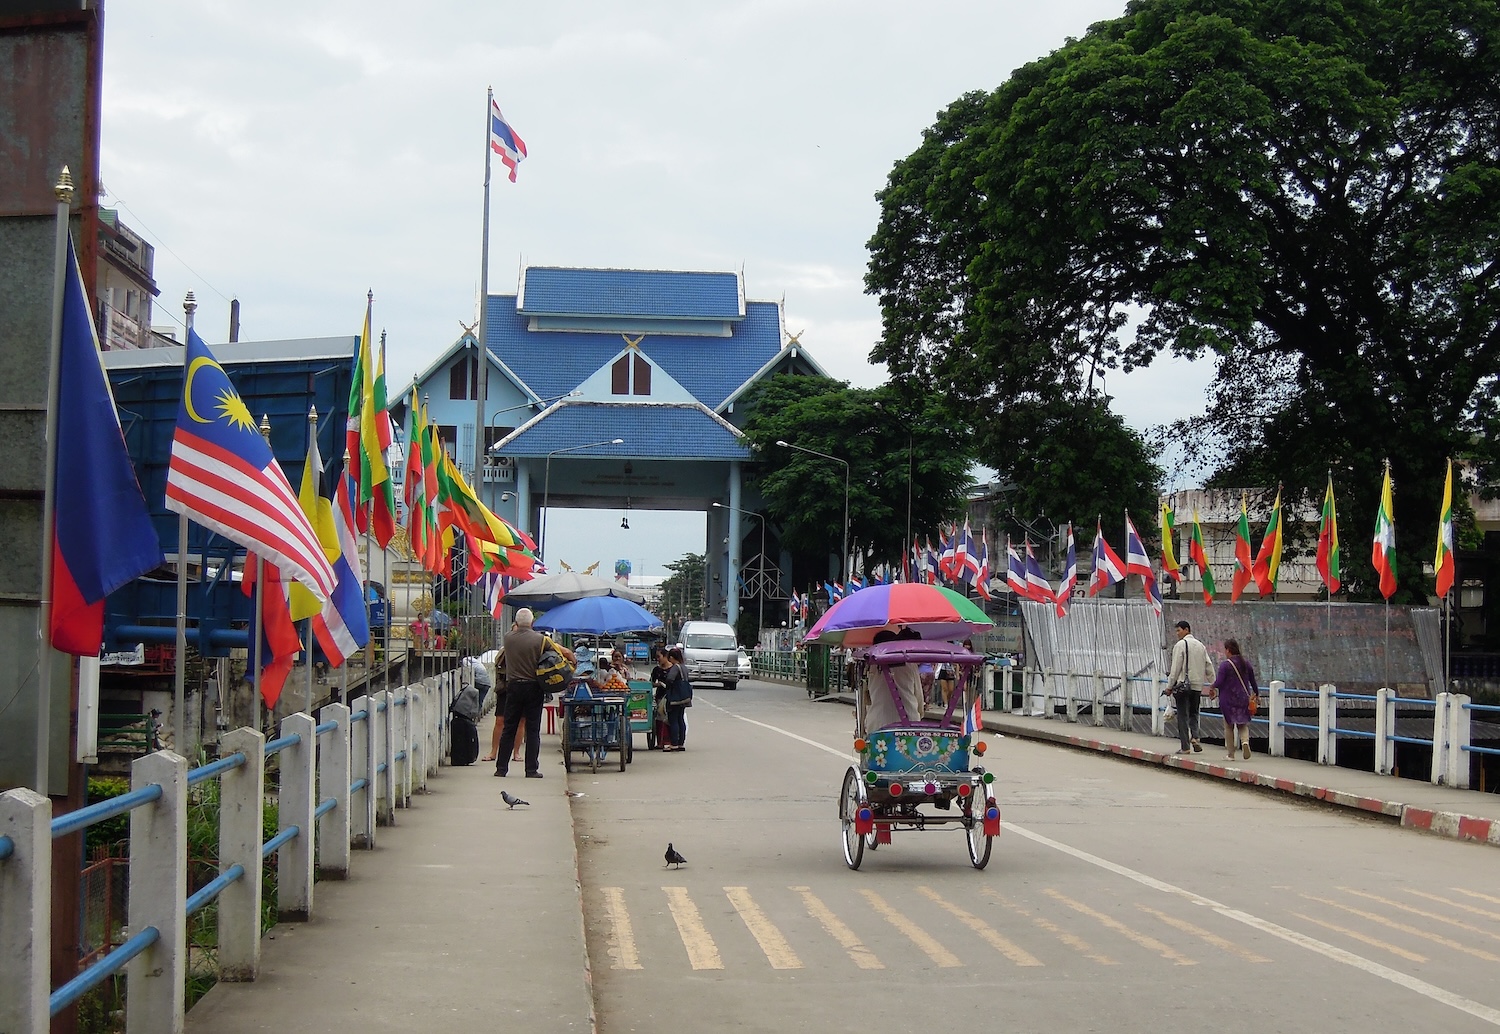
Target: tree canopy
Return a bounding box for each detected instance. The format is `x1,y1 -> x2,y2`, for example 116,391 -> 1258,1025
866,0 -> 1500,600
739,375 -> 972,579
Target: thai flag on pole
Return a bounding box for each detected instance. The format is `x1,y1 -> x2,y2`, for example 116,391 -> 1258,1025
964,688 -> 983,737
1124,513 -> 1153,577
974,531 -> 992,600
959,520 -> 983,584
848,574 -> 866,592
1144,566 -> 1163,616
1006,538 -> 1028,598
1055,523 -> 1078,617
925,538 -> 941,584
1088,520 -> 1126,596
1024,539 -> 1053,602
166,330 -> 336,603
50,236 -> 164,655
312,471 -> 371,666
490,98 -> 528,182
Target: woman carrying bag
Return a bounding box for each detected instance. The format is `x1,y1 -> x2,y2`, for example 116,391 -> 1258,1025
1210,639 -> 1258,761
661,646 -> 693,751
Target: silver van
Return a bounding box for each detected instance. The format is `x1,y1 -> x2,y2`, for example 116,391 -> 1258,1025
679,620 -> 740,689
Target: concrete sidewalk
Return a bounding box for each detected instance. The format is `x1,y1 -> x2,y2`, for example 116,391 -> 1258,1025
185,714 -> 593,1034
982,710 -> 1500,849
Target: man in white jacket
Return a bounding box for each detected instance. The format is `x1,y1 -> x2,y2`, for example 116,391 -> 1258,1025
1167,620 -> 1214,754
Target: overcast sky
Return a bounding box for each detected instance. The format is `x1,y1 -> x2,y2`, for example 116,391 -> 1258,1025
100,1 -> 1213,575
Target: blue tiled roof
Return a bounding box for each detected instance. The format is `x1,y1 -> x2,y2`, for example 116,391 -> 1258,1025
520,267 -> 742,320
486,297 -> 783,411
497,402 -> 753,460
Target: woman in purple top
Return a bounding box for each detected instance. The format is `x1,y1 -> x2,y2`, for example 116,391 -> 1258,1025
1210,639 -> 1257,761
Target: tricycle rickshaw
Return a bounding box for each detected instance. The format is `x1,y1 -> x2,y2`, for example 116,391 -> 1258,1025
804,583 -> 999,870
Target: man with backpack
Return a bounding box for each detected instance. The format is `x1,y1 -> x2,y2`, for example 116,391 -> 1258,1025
494,608 -> 576,779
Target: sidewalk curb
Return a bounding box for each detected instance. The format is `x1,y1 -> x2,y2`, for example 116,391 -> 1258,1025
564,784 -> 599,1034
986,718 -> 1500,850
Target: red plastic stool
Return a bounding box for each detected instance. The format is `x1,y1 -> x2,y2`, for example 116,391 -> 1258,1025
543,703 -> 558,735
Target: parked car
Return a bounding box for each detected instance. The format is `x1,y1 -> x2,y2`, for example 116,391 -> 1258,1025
680,620 -> 740,689
737,647 -> 752,678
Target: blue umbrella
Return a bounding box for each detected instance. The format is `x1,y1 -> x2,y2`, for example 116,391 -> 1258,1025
533,595 -> 664,635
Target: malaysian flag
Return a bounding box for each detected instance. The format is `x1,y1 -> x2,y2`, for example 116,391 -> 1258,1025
1055,523 -> 1078,617
166,330 -> 336,602
490,98 -> 528,182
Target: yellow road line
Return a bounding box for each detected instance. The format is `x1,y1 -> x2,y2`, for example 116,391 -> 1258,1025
1452,888 -> 1500,908
725,887 -> 803,970
599,887 -> 641,970
858,889 -> 963,967
982,888 -> 1118,964
1289,911 -> 1429,964
1043,888 -> 1196,965
1301,894 -> 1500,962
790,886 -> 883,969
918,887 -> 1043,966
663,887 -> 723,970
1404,889 -> 1500,923
1136,904 -> 1272,963
1340,888 -> 1500,944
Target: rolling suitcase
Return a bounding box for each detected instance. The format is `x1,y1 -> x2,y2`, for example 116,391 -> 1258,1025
450,713 -> 479,766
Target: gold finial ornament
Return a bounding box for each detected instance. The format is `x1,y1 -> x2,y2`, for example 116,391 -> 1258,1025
622,334 -> 644,349
786,329 -> 804,347
184,291 -> 198,317
55,166 -> 74,204
259,414 -> 272,443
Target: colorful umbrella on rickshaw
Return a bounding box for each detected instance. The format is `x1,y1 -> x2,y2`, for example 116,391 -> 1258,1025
803,583 -> 994,646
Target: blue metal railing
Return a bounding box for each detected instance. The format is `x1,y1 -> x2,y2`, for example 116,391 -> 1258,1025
264,733 -> 302,756
315,719 -> 339,736
187,752 -> 246,786
351,709 -> 369,723
51,784 -> 162,840
1386,696 -> 1438,748
50,926 -> 159,1016
0,835 -> 14,861
1462,701 -> 1500,758
1328,691 -> 1380,741
314,798 -> 337,820
350,777 -> 369,794
261,825 -> 300,859
185,863 -> 247,917
1276,686 -> 1321,734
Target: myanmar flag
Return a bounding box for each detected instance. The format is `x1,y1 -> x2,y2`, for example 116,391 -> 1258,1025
1435,459 -> 1455,598
1230,494 -> 1254,602
1373,464 -> 1398,599
1316,476 -> 1341,595
1188,511 -> 1215,605
1251,488 -> 1283,595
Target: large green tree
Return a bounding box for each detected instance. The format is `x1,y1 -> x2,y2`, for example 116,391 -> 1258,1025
739,375 -> 972,579
866,0 -> 1500,601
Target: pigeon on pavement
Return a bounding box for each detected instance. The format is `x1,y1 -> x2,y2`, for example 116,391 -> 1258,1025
501,791 -> 530,809
664,842 -> 687,868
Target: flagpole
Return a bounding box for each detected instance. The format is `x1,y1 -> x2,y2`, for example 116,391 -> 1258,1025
256,413 -> 273,733
472,86 -> 495,619
307,406 -> 318,715
35,167 -> 74,791
174,293 -> 198,754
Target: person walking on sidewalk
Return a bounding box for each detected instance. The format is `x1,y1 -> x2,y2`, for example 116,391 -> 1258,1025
495,609 -> 575,778
1210,639 -> 1257,761
1167,620 -> 1214,754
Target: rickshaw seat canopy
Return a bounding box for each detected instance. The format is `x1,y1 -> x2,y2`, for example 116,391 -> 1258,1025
860,640 -> 982,666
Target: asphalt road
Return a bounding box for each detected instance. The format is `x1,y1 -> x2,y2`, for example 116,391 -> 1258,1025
569,678 -> 1500,1034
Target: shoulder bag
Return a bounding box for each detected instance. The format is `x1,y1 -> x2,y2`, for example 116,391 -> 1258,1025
536,637 -> 574,692
1232,662 -> 1259,716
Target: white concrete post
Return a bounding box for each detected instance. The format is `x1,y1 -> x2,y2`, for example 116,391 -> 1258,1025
1151,674 -> 1165,737
1000,665 -> 1014,713
277,713 -> 316,921
350,694 -> 376,849
125,750 -> 188,1034
318,703 -> 351,879
408,688 -> 426,792
391,693 -> 406,809
980,665 -> 994,711
1115,671 -> 1127,733
1373,688 -> 1394,775
0,788 -> 51,1033
217,727 -> 265,981
1430,692 -> 1450,785
400,691 -> 413,805
1447,694 -> 1472,789
1269,681 -> 1286,757
1091,671 -> 1104,727
1064,669 -> 1078,722
378,691 -> 396,826
1318,683 -> 1337,766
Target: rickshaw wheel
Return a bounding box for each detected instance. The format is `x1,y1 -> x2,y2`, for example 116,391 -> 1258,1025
966,795 -> 995,869
840,767 -> 866,870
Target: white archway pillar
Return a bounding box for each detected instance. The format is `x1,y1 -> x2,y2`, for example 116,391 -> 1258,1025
726,462 -> 743,624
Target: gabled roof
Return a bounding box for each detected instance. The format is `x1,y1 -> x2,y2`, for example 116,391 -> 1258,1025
496,400 -> 753,461
716,333 -> 832,415
487,297 -> 785,411
518,267 -> 743,321
392,331 -> 536,412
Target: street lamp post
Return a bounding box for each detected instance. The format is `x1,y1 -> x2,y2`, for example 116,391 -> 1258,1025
873,400 -> 914,567
776,440 -> 849,582
540,438 -> 625,564
714,501 -> 766,634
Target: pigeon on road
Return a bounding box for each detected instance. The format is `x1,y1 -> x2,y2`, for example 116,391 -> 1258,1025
664,842 -> 687,868
501,791 -> 530,809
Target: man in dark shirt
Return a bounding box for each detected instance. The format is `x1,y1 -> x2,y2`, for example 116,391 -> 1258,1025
494,608 -> 575,778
